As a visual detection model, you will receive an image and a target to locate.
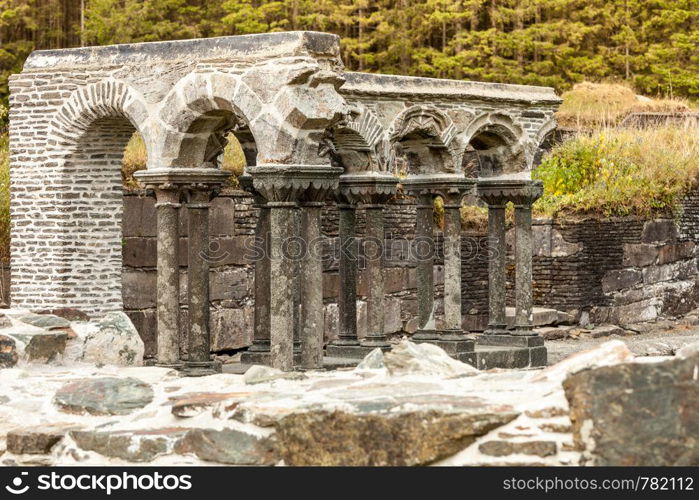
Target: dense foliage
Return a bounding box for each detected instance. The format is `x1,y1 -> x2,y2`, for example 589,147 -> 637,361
1,0 -> 699,119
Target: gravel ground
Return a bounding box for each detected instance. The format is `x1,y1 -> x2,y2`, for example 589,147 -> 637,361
545,324 -> 699,365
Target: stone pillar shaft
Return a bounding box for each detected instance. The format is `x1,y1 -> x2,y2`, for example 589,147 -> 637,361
443,203 -> 463,334
514,203 -> 534,334
269,202 -> 297,371
251,200 -> 271,352
185,189 -> 217,374
413,193 -> 436,340
487,204 -> 507,334
299,202 -> 324,368
362,204 -> 388,347
154,189 -> 181,367
335,203 -> 359,345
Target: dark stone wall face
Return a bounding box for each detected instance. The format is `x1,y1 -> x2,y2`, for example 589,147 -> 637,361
121,190 -> 699,357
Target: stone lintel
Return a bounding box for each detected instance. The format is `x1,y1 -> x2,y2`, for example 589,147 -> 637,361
341,72 -> 562,106
477,178 -> 543,206
246,165 -> 342,203
402,174 -> 475,202
135,167 -> 231,192
24,31 -> 341,70
337,172 -> 399,205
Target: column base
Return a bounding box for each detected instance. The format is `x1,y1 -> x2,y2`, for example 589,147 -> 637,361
511,325 -> 537,336
155,361 -> 184,370
477,333 -> 544,348
247,340 -> 270,352
483,324 -> 509,335
412,329 -> 438,341
360,335 -> 390,349
326,343 -> 390,359
181,360 -> 222,377
240,350 -> 304,366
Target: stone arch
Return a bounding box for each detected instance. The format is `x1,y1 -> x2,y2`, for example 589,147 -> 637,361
388,105 -> 458,174
461,112 -> 528,177
38,80 -> 154,315
324,104 -> 388,172
47,79 -> 152,157
531,117 -> 558,168
158,72 -> 265,169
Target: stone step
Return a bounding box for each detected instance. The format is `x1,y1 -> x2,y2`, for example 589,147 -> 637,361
478,439 -> 558,458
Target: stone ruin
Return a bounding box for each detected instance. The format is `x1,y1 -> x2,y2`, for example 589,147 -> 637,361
8,31 -> 561,375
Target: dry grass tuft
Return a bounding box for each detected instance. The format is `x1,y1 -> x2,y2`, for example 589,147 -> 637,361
556,82 -> 693,129
534,125 -> 699,217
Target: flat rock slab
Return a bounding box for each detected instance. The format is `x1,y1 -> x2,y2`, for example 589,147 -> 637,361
274,402 -> 518,466
35,308 -> 90,322
53,377 -> 154,416
564,352 -> 699,465
17,313 -> 70,330
9,330 -> 67,362
70,428 -> 188,462
7,424 -> 80,455
170,392 -> 257,418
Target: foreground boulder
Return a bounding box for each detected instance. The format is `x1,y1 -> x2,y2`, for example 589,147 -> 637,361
82,312 -> 144,366
0,334 -> 18,368
54,377 -> 154,416
383,339 -> 477,377
564,352 -> 699,465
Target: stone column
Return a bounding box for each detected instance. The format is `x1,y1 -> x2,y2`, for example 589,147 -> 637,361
183,187 -> 218,376
299,201 -> 325,368
485,201 -> 508,334
413,192 -> 437,340
268,201 -> 298,371
250,198 -> 271,353
361,203 -> 389,348
154,187 -> 182,367
441,196 -> 464,338
513,184 -> 543,335
332,202 -> 359,348
247,165 -> 341,370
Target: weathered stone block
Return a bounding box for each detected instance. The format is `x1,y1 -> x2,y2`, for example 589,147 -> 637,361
122,270 -> 156,309
602,268 -> 642,293
564,353 -> 699,465
122,237 -> 157,268
211,306 -> 254,352
642,219 -> 677,243
657,241 -> 695,265
622,243 -> 659,267
209,268 -> 250,303
7,425 -> 76,455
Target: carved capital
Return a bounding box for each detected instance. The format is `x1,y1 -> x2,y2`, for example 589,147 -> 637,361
402,173 -> 474,205
336,172 -> 399,205
476,179 -> 543,207
246,165 -> 342,203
